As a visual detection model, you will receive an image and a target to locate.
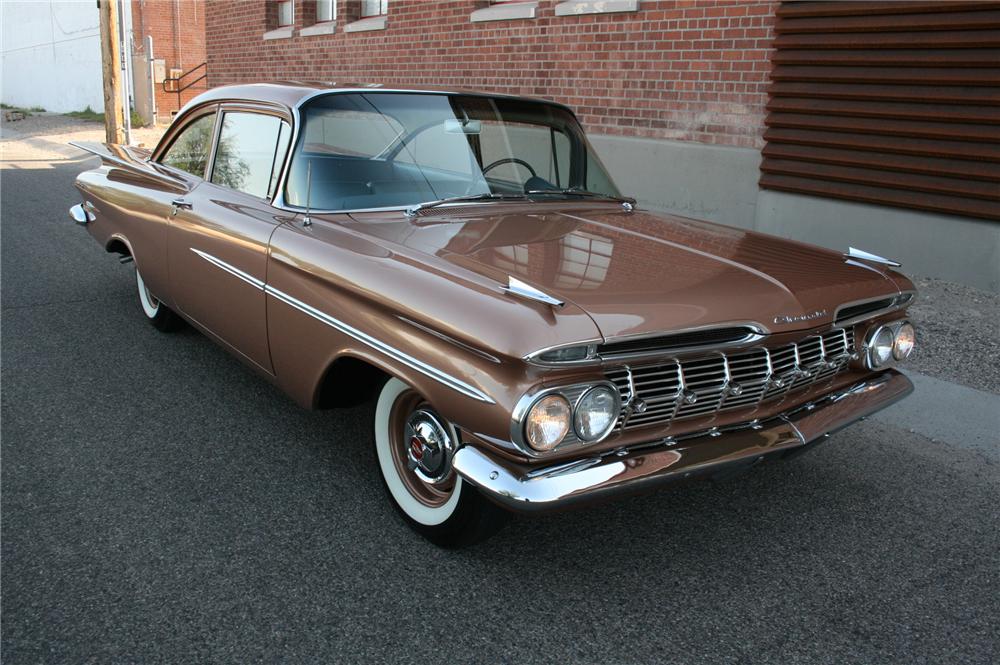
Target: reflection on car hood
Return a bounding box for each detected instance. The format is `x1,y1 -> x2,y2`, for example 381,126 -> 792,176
347,205 -> 907,339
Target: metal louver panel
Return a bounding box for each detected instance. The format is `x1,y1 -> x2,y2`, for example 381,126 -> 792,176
761,2 -> 1000,221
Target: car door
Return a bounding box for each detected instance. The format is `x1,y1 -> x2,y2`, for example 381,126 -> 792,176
134,106 -> 219,308
167,105 -> 293,373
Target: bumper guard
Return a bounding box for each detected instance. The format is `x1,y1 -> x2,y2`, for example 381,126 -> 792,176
453,370 -> 913,512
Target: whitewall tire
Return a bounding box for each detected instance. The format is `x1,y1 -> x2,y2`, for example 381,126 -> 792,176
135,266 -> 183,332
373,378 -> 508,547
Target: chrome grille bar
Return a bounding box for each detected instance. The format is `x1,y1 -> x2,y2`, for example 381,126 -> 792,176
607,327 -> 857,432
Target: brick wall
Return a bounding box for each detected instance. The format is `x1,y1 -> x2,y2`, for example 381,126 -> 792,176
132,0 -> 207,118
206,0 -> 776,148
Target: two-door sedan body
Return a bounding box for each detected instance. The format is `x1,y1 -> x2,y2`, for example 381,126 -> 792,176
71,83 -> 916,546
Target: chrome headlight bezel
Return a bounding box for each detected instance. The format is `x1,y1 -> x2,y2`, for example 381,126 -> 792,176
863,319 -> 915,370
511,380 -> 622,456
523,394 -> 572,452
892,321 -> 916,361
573,385 -> 621,443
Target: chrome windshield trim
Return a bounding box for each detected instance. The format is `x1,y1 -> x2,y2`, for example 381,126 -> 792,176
270,88 -> 594,214
191,248 -> 265,290
192,248 -> 495,404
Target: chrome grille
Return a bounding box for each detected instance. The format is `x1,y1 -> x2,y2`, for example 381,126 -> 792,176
608,327 -> 855,431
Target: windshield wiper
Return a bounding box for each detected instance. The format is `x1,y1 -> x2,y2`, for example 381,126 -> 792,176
405,192 -> 529,217
524,187 -> 636,208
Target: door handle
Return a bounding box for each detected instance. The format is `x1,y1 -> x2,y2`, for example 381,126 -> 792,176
171,198 -> 193,215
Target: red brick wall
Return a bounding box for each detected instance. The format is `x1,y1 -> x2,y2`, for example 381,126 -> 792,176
206,0 -> 776,148
132,0 -> 208,118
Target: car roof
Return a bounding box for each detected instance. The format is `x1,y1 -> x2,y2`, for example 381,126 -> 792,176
180,81 -> 573,116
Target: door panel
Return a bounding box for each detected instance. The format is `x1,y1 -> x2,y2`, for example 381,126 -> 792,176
169,184 -> 282,372
166,109 -> 292,374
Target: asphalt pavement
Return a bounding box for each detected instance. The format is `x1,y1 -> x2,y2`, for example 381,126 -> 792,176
2,147 -> 999,663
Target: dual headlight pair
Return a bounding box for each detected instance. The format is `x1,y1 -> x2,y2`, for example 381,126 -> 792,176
864,319 -> 916,369
521,384 -> 620,452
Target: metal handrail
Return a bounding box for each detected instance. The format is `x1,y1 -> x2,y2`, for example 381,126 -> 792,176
162,62 -> 207,111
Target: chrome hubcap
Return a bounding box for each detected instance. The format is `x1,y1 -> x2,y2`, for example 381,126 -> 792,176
404,409 -> 455,485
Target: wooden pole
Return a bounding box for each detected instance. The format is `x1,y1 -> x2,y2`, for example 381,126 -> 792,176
98,0 -> 126,144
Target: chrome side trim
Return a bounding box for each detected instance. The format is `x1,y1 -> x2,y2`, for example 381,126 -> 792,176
190,248 -> 265,290
265,285 -> 495,403
502,276 -> 565,308
192,248 -> 495,404
845,246 -> 902,268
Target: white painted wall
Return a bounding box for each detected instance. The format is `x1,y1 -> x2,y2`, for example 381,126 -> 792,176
1,0 -> 104,113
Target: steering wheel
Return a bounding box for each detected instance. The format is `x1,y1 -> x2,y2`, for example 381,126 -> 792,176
482,157 -> 537,178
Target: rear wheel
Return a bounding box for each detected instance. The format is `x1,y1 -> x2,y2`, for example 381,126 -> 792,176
136,266 -> 183,332
374,378 -> 508,548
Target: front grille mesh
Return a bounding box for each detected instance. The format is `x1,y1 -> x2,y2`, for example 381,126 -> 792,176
607,327 -> 855,431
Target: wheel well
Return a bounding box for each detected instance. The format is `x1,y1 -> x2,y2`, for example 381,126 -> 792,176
106,238 -> 131,257
315,356 -> 390,409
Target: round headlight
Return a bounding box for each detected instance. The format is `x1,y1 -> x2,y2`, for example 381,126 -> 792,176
524,394 -> 571,452
893,321 -> 916,360
574,386 -> 619,442
867,325 -> 895,368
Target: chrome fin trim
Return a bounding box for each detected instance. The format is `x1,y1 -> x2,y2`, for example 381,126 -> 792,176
845,246 -> 902,268
192,249 -> 496,404
502,276 -> 565,308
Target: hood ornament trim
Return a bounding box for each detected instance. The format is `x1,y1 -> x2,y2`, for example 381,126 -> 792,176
503,276 -> 565,308
845,247 -> 901,268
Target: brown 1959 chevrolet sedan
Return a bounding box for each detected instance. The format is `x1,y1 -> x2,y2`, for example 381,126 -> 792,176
71,83 -> 916,547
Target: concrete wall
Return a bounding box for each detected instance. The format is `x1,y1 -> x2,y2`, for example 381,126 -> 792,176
593,133 -> 1000,293
0,1 -> 104,113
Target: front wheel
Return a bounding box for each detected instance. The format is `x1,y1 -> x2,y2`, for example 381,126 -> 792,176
374,378 -> 508,548
136,266 -> 183,332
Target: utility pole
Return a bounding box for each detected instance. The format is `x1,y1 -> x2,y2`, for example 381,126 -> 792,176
98,0 -> 126,144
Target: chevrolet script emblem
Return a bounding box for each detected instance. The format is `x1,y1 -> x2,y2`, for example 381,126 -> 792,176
773,309 -> 827,325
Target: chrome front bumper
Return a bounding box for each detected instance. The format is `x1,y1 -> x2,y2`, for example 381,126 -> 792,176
453,370 -> 913,513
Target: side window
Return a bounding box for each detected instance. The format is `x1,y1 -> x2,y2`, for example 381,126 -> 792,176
160,113 -> 216,177
211,112 -> 291,199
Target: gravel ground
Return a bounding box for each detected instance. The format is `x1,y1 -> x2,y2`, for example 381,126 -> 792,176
1,112 -> 166,159
2,127 -> 998,663
906,277 -> 1000,395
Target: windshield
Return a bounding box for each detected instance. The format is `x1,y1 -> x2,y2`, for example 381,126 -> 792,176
283,92 -> 622,211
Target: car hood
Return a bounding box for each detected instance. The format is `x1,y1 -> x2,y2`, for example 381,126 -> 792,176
348,204 -> 909,340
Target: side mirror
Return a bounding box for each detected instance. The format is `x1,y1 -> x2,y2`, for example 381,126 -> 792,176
443,118 -> 481,135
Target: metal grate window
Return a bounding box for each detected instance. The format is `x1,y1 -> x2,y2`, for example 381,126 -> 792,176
761,2 -> 1000,221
